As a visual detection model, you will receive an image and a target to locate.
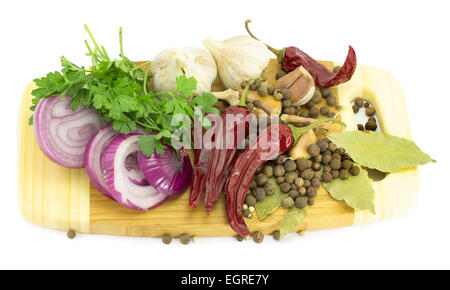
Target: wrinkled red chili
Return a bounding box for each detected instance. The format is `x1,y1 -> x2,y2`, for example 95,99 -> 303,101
245,19 -> 357,88
190,107 -> 250,211
225,123 -> 294,236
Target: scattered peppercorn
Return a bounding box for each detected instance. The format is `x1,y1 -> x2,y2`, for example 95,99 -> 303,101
352,104 -> 360,113
282,196 -> 295,208
273,90 -> 283,101
255,187 -> 266,201
350,166 -> 360,176
342,159 -> 353,170
276,71 -> 287,80
162,234 -> 172,244
180,234 -> 191,245
321,87 -> 332,98
355,98 -> 364,107
272,230 -> 281,241
311,178 -> 321,188
357,124 -> 364,131
307,198 -> 315,206
327,112 -> 336,118
253,100 -> 262,108
245,195 -> 257,206
257,86 -> 268,97
309,107 -> 319,118
295,196 -> 307,209
319,106 -> 330,116
366,107 -> 376,116
364,102 -> 370,108
326,95 -> 337,106
365,121 -> 377,131
280,182 -> 291,193
289,189 -> 300,199
268,86 -> 275,95
235,235 -> 244,241
339,169 -> 349,180
253,231 -> 264,243
67,230 -> 76,239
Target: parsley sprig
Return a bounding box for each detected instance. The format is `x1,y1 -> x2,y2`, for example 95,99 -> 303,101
30,25 -> 219,156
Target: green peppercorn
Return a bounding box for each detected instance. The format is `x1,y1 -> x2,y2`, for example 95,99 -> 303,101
295,196 -> 307,209
330,159 -> 342,170
276,71 -> 287,80
253,231 -> 264,243
366,107 -> 376,116
180,234 -> 191,245
311,178 -> 321,188
282,196 -> 295,208
326,95 -> 337,106
280,182 -> 291,193
245,194 -> 257,206
322,172 -> 333,182
357,124 -> 364,131
339,169 -> 349,180
300,169 -> 314,180
264,182 -> 275,195
296,158 -> 311,170
309,107 -> 319,118
162,234 -> 172,244
284,159 -> 297,172
319,106 -> 329,116
272,230 -> 281,241
307,144 -> 321,157
350,166 -> 360,176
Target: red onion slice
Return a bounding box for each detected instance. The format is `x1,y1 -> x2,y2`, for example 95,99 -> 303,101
138,147 -> 192,196
101,134 -> 168,210
84,126 -> 119,199
34,95 -> 105,168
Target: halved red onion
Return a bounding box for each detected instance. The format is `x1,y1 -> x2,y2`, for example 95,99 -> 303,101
138,147 -> 192,196
84,126 -> 119,199
101,134 -> 168,210
34,95 -> 105,168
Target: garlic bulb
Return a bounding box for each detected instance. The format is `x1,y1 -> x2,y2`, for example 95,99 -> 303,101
202,36 -> 272,89
150,47 -> 217,94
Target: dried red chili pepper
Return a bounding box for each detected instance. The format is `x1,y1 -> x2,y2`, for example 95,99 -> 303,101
225,123 -> 294,236
225,118 -> 345,236
204,106 -> 250,214
190,107 -> 250,210
245,20 -> 357,88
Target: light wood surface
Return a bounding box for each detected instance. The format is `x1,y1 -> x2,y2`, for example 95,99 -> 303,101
17,59 -> 419,237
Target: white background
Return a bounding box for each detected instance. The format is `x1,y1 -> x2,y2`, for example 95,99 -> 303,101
1,0 -> 448,270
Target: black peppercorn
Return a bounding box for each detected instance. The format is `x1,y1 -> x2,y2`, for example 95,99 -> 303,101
307,144 -> 321,157
339,169 -> 349,180
326,95 -> 337,106
309,107 -> 319,118
350,166 -> 360,176
366,107 -> 376,116
276,71 -> 287,80
330,159 -> 342,170
357,124 -> 364,131
295,196 -> 307,209
352,104 -> 360,113
322,172 -> 333,182
245,195 -> 257,206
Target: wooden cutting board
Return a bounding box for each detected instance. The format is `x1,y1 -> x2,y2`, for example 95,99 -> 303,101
17,60 -> 419,237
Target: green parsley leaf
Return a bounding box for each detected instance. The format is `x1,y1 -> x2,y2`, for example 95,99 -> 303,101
175,75 -> 197,97
138,134 -> 166,156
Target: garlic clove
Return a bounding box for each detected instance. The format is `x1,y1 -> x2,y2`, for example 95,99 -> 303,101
211,89 -> 240,106
289,129 -> 318,160
273,68 -> 302,89
274,66 -> 315,106
202,36 -> 271,89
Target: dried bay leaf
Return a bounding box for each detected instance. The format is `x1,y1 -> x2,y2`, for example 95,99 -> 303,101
280,206 -> 307,237
327,131 -> 434,172
322,166 -> 376,214
255,178 -> 287,220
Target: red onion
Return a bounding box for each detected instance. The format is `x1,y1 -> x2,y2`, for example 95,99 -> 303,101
34,95 -> 105,168
138,147 -> 192,196
101,134 -> 168,210
84,126 -> 119,199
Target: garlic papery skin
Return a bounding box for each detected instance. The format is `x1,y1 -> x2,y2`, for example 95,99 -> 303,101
202,36 -> 272,89
150,47 -> 217,94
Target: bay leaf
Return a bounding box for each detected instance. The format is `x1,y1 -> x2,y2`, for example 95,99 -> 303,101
322,166 -> 376,214
280,206 -> 307,237
327,131 -> 434,172
255,178 -> 287,220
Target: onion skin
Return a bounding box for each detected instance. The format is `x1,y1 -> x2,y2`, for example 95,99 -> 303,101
34,95 -> 105,168
138,147 -> 193,196
84,126 -> 119,200
101,134 -> 168,211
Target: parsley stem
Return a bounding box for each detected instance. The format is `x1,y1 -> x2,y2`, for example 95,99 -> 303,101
84,24 -> 106,60
84,40 -> 97,67
143,65 -> 153,95
238,80 -> 254,107
119,27 -> 124,59
134,61 -> 152,71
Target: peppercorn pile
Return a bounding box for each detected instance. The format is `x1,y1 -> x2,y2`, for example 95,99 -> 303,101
353,97 -> 378,131
243,137 -> 360,218
240,78 -> 291,112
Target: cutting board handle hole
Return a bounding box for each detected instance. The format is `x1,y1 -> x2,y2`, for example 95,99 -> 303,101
351,89 -> 382,133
